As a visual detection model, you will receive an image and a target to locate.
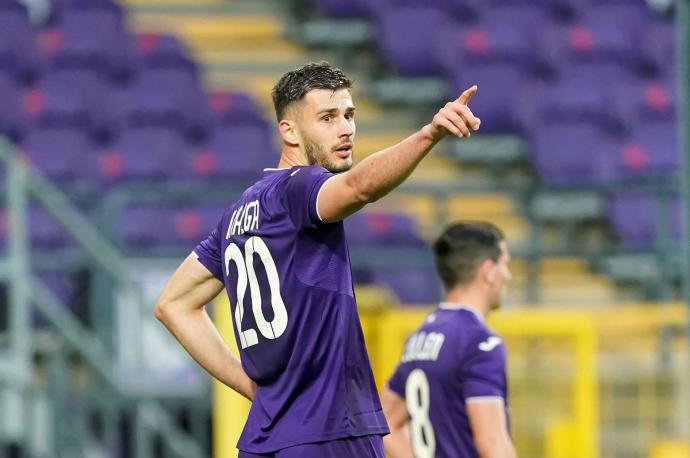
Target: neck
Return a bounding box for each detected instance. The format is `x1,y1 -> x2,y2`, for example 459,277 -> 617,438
444,284 -> 491,318
278,145 -> 309,169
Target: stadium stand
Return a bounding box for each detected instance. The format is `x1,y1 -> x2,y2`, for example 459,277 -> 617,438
0,0 -> 686,455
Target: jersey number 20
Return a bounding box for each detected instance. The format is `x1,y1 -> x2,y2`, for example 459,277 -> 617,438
406,368 -> 436,458
224,236 -> 288,349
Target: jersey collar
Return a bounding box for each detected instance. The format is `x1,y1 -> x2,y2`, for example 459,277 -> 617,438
438,302 -> 485,322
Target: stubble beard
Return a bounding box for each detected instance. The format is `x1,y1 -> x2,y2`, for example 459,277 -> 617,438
304,137 -> 352,173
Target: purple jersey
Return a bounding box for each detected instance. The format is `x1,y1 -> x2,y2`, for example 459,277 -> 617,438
387,304 -> 509,458
194,166 -> 388,453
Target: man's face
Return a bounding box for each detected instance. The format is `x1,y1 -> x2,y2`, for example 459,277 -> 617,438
293,88 -> 356,173
489,241 -> 512,310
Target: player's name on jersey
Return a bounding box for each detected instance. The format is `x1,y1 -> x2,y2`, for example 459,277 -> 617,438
227,200 -> 260,238
401,331 -> 446,363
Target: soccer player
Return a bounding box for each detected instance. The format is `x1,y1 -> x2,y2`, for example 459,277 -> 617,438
382,222 -> 516,458
154,61 -> 481,458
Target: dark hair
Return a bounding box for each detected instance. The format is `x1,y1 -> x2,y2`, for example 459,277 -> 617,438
271,61 -> 353,121
433,221 -> 505,290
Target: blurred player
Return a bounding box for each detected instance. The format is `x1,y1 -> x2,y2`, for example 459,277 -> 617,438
382,222 -> 516,458
154,61 -> 480,458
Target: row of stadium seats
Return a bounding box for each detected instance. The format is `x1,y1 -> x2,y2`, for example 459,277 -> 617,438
309,0 -> 682,251
0,203 -> 443,305
0,0 -> 280,184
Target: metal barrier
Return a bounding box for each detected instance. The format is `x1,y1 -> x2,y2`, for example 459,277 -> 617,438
0,139 -> 205,457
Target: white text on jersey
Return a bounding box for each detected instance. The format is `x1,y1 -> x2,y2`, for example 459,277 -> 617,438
402,332 -> 446,363
227,200 -> 260,238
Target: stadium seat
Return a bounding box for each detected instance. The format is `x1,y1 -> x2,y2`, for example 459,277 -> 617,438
28,205 -> 75,249
194,124 -> 278,182
47,6 -> 136,83
375,6 -> 453,77
371,268 -> 442,305
530,121 -> 622,186
125,67 -> 212,142
0,73 -> 27,142
441,10 -> 548,132
314,0 -> 377,19
23,126 -> 98,185
120,202 -> 225,250
344,212 -> 427,248
208,91 -> 268,126
25,70 -> 123,141
612,120 -> 678,178
609,194 -> 683,249
521,72 -> 628,135
640,18 -> 675,77
102,127 -> 192,182
0,1 -> 45,84
544,4 -> 647,77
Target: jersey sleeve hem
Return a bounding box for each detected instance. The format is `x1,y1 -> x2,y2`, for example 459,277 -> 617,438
193,250 -> 223,281
465,396 -> 505,404
313,174 -> 337,223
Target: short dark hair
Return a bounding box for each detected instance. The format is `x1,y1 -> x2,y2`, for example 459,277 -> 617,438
271,61 -> 353,121
433,221 -> 505,290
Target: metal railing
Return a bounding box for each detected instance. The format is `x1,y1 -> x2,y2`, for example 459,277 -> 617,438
0,138 -> 205,457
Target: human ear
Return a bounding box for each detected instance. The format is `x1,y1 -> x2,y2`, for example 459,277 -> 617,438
279,119 -> 299,146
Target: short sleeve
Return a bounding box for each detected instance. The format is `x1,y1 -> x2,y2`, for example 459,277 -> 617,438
461,332 -> 506,401
281,166 -> 334,229
193,223 -> 223,281
386,363 -> 407,398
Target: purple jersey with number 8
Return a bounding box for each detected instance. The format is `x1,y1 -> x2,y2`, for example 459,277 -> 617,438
194,166 -> 389,454
387,304 -> 510,458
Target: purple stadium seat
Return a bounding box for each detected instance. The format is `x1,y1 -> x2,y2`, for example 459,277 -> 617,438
441,10 -> 547,133
209,91 -> 267,126
194,124 -> 278,181
0,1 -> 45,83
483,0 -> 578,19
121,203 -> 224,249
452,62 -> 532,133
609,194 -> 682,249
520,70 -> 631,134
24,70 -> 122,140
530,121 -> 622,185
376,6 -> 454,76
29,205 -> 73,249
33,271 -> 86,327
344,212 -> 426,248
613,120 -> 678,178
45,7 -> 136,82
125,68 -> 212,141
371,268 -> 442,304
640,19 -> 675,78
544,4 -> 646,75
315,0 -> 377,19
22,126 -> 98,184
0,74 -> 27,141
102,127 -> 191,182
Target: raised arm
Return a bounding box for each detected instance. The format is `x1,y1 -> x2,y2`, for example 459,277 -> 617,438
317,85 -> 480,223
154,253 -> 256,400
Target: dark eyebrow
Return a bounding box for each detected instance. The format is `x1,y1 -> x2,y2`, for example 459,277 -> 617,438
316,106 -> 356,116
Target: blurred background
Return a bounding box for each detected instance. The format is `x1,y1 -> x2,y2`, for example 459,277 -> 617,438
0,0 -> 688,456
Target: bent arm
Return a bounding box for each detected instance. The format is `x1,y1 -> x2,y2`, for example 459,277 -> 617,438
317,85 -> 480,222
154,253 -> 256,400
467,399 -> 517,458
381,386 -> 414,458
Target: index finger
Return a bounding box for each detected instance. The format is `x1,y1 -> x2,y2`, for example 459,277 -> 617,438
456,85 -> 478,105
